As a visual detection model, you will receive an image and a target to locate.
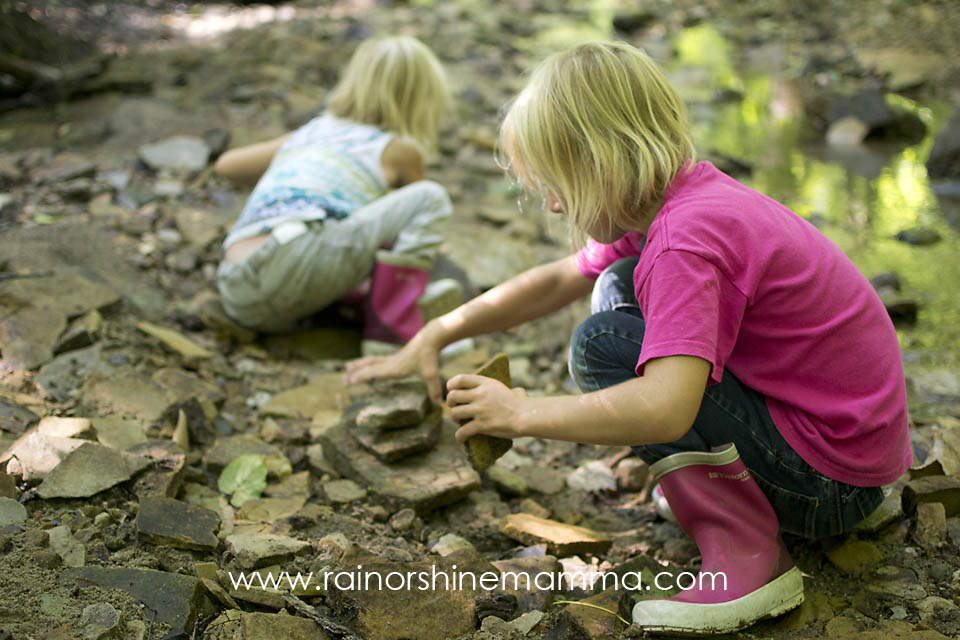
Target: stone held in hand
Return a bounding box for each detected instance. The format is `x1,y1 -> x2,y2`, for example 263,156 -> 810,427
462,353 -> 514,472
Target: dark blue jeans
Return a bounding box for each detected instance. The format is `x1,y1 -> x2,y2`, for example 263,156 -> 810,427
568,257 -> 884,540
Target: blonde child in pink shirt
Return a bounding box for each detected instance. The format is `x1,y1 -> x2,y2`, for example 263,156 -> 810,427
348,41 -> 911,635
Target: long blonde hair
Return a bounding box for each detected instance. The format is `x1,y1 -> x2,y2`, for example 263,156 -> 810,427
499,41 -> 694,246
327,36 -> 448,149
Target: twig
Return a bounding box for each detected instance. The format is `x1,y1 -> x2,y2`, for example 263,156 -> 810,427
281,594 -> 363,640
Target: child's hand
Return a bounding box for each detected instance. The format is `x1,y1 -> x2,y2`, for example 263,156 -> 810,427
346,336 -> 443,404
447,375 -> 531,443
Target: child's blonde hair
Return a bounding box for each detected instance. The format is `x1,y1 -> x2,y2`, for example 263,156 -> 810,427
327,36 -> 448,149
500,41 -> 694,246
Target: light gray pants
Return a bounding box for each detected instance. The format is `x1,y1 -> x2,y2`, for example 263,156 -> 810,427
217,180 -> 452,331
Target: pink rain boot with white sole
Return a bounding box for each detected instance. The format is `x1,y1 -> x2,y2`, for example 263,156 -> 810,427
362,251 -> 463,354
632,443 -> 804,635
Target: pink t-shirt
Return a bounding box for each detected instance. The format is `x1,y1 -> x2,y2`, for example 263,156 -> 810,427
575,162 -> 912,486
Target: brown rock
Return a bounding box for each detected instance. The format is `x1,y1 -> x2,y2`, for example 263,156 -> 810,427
491,555 -> 561,614
136,496 -> 220,551
903,475 -> 960,516
319,419 -> 480,514
349,405 -> 443,462
615,458 -> 649,492
127,440 -> 186,499
500,513 -> 613,557
463,354 -> 513,472
242,611 -> 330,639
913,502 -> 948,550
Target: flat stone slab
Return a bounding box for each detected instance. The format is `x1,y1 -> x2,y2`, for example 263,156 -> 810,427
36,344 -> 113,403
347,378 -> 431,430
83,368 -> 171,424
138,135 -> 210,173
0,272 -> 120,370
259,372 -> 347,420
319,419 -> 480,514
348,406 -> 443,463
62,566 -> 217,634
321,479 -> 367,504
0,497 -> 27,526
136,321 -> 212,362
500,513 -> 613,557
237,496 -> 307,522
0,224 -> 164,323
136,496 -> 220,551
224,532 -> 311,570
91,416 -> 148,451
36,442 -> 151,499
1,430 -> 86,481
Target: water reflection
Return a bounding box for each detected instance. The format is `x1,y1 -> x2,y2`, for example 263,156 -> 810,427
514,13 -> 958,359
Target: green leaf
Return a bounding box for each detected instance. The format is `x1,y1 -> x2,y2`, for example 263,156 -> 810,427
218,454 -> 268,508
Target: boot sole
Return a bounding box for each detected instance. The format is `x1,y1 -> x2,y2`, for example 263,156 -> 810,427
631,566 -> 805,636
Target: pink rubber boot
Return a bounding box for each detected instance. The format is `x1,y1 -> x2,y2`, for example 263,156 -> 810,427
363,255 -> 431,345
632,444 -> 804,634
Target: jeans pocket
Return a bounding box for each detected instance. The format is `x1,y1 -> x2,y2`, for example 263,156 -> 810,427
751,470 -> 821,539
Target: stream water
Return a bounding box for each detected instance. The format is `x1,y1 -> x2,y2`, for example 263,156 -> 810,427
505,8 -> 960,365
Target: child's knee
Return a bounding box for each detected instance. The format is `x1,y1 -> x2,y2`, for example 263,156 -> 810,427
408,180 -> 452,217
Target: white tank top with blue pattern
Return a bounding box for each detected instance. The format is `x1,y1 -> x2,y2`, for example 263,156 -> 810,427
223,114 -> 392,248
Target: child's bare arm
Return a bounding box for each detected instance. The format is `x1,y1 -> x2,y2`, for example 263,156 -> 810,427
213,133 -> 292,186
381,136 -> 425,188
449,355 -> 710,446
347,255 -> 593,402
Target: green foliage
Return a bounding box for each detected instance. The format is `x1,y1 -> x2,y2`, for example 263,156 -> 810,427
218,454 -> 268,507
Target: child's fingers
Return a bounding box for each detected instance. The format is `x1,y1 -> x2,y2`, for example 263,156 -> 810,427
454,421 -> 479,444
446,374 -> 485,391
445,388 -> 477,407
450,404 -> 477,426
345,358 -> 389,383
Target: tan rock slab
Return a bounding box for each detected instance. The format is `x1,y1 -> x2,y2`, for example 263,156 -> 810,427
91,416 -> 147,451
237,496 -> 307,522
500,513 -> 613,557
259,373 -> 347,419
1,430 -> 85,481
463,353 -> 513,472
349,406 -> 443,463
136,321 -> 212,362
224,532 -> 310,570
36,416 -> 91,438
36,442 -> 151,498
